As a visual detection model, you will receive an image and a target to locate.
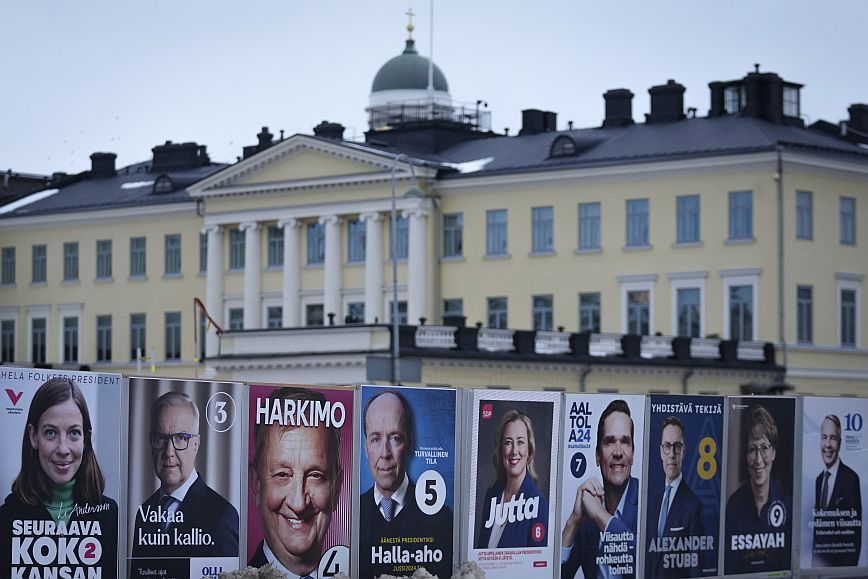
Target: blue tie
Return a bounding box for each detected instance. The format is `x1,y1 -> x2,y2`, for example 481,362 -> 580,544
160,495 -> 177,533
658,485 -> 671,537
381,497 -> 395,522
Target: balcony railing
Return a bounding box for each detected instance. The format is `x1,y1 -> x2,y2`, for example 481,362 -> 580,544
478,328 -> 515,352
535,331 -> 571,355
415,325 -> 456,349
590,334 -> 624,357
368,99 -> 492,132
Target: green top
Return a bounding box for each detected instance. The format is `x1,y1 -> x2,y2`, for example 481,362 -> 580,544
44,479 -> 75,524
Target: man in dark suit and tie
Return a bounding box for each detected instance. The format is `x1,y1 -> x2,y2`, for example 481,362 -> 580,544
132,391 -> 239,558
561,399 -> 639,579
645,416 -> 705,578
813,414 -> 862,567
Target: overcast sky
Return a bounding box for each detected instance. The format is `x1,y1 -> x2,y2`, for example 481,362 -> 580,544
3,0 -> 867,175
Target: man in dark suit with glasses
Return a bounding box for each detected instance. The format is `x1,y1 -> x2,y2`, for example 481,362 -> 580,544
132,391 -> 239,558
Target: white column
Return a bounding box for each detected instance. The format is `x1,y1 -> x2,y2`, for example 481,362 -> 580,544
279,218 -> 301,327
404,208 -> 428,325
320,215 -> 342,325
203,225 -> 223,357
360,212 -> 383,323
240,221 -> 261,329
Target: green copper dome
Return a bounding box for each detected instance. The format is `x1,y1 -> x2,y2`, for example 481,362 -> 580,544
371,39 -> 449,93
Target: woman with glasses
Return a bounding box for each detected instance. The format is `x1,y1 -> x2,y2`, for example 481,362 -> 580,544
724,404 -> 792,574
0,377 -> 118,579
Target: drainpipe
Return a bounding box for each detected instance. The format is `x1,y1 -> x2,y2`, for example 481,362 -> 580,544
579,365 -> 592,392
776,146 -> 787,372
682,367 -> 694,395
431,190 -> 441,324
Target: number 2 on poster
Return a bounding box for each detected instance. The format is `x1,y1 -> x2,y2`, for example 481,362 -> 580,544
696,436 -> 717,480
416,469 -> 446,515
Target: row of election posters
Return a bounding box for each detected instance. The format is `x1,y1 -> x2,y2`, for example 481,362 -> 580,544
0,364 -> 866,579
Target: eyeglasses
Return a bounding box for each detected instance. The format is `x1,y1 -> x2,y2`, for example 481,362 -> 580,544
747,444 -> 773,460
149,432 -> 198,451
660,442 -> 684,456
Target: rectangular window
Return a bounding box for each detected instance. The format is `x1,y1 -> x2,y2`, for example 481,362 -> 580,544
532,295 -> 553,331
487,297 -> 508,329
96,240 -> 112,279
486,209 -> 508,255
676,287 -> 701,337
96,315 -> 112,362
626,199 -> 649,246
389,301 -> 408,325
130,237 -> 146,277
198,312 -> 207,361
841,196 -> 856,245
307,222 -> 325,264
796,190 -> 813,240
306,304 -> 324,326
32,245 -> 47,283
797,286 -> 813,344
531,206 -> 554,253
130,313 -> 146,359
164,234 -> 181,275
267,225 -> 284,267
348,219 -> 366,263
347,302 -> 365,324
228,308 -> 244,331
442,298 -> 463,316
728,191 -> 753,240
391,216 -> 409,260
729,285 -> 753,340
229,228 -> 245,270
579,292 -> 601,333
627,290 -> 650,335
199,232 -> 208,273
165,312 -> 181,360
841,288 -> 857,347
1,247 -> 15,285
63,242 -> 79,281
1,319 -> 14,363
442,213 -> 463,257
676,195 -> 700,243
267,306 -> 283,328
783,86 -> 800,118
31,318 -> 46,364
578,203 -> 601,250
63,317 -> 78,363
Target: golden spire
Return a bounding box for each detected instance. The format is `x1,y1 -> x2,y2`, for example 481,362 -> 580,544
406,7 -> 415,40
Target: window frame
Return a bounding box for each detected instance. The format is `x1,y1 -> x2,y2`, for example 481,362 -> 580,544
164,234 -> 181,275
229,228 -> 246,270
165,311 -> 181,360
1,247 -> 15,285
130,237 -> 147,278
676,195 -> 700,244
1,318 -> 15,363
796,285 -> 813,344
442,212 -> 463,258
532,294 -> 553,331
796,190 -> 813,240
267,225 -> 284,267
96,315 -> 112,362
228,307 -> 244,331
578,202 -> 601,250
626,198 -> 650,247
130,313 -> 146,360
199,232 -> 208,273
620,277 -> 655,335
838,278 -> 860,348
486,209 -> 508,256
669,274 -> 706,339
487,297 -> 508,329
721,273 -> 758,341
267,306 -> 283,328
728,190 -> 754,241
840,196 -> 856,246
63,241 -> 79,281
531,206 -> 554,253
32,244 -> 47,284
62,316 -> 79,363
307,222 -> 325,265
579,292 -> 601,333
96,239 -> 112,280
347,218 -> 366,263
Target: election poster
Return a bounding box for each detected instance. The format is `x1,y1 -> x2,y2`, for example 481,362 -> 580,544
467,389 -> 560,579
723,396 -> 796,576
357,385 -> 457,579
644,395 -> 723,578
247,383 -> 354,579
799,396 -> 868,571
559,394 -> 645,579
0,366 -> 124,579
127,377 -> 243,579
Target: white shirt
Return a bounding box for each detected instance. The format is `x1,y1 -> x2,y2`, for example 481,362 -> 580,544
262,540 -> 318,579
159,468 -> 199,519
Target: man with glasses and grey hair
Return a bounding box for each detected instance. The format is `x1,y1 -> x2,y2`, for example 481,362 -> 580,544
132,391 -> 239,557
646,415 -> 705,578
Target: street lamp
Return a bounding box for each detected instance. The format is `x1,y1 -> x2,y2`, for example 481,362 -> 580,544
390,153 -> 422,385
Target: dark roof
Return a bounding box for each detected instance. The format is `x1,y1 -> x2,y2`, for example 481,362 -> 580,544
0,160 -> 227,218
413,115 -> 868,178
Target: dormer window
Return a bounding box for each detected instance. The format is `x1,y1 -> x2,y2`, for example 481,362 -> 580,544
550,135 -> 577,157
724,84 -> 745,114
153,175 -> 173,194
783,85 -> 800,118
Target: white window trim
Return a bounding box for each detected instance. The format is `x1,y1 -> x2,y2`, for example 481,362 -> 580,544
261,292 -> 284,328
0,307 -> 19,362
57,303 -> 82,364
342,288 -> 365,322
619,275 -> 656,335
721,272 -> 759,341
837,276 -> 862,348
27,305 -> 50,364
669,272 -> 707,337
223,297 -> 243,331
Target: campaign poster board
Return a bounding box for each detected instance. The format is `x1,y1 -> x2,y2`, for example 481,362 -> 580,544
799,396 -> 868,573
127,377 -> 243,579
466,389 -> 560,578
357,385 -> 457,579
644,395 -> 723,578
246,384 -> 353,579
723,396 -> 796,576
559,394 -> 645,579
0,366 -> 124,579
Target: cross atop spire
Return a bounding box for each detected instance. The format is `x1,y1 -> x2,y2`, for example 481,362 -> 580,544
406,7 -> 415,40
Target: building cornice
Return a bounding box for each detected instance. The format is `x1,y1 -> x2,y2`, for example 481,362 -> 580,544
0,202 -> 197,230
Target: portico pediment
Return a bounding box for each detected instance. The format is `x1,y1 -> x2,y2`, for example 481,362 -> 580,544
189,135 -> 408,199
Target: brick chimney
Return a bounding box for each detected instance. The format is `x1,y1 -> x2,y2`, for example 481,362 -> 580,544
645,80 -> 686,124
90,152 -> 117,177
602,89 -> 634,128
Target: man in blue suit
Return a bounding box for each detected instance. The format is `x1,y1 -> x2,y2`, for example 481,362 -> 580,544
561,399 -> 638,579
645,416 -> 706,578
